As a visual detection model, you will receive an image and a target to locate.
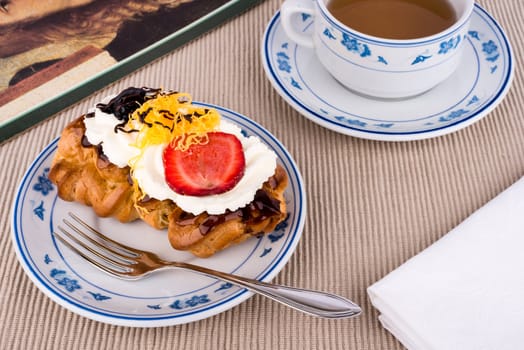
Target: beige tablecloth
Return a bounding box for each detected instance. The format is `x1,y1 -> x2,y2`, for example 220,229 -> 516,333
1,0 -> 522,348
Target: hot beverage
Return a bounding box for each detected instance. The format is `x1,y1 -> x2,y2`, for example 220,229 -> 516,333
326,0 -> 457,39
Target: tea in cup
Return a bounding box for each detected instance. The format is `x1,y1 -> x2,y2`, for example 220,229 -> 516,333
280,0 -> 475,98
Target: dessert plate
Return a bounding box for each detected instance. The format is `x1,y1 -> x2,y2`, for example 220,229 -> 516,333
11,103 -> 306,327
262,4 -> 514,141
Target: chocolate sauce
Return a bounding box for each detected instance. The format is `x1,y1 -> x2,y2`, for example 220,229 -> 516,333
178,211 -> 195,220
176,212 -> 198,226
199,210 -> 244,235
126,174 -> 134,186
159,110 -> 175,120
244,189 -> 281,225
137,107 -> 153,127
81,135 -> 93,147
175,187 -> 282,236
154,121 -> 172,131
138,195 -> 152,203
96,146 -> 110,168
199,216 -> 222,235
114,125 -> 140,134
96,87 -> 159,122
80,133 -> 111,168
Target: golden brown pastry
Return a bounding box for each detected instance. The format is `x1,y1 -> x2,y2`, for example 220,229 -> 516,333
49,117 -> 140,223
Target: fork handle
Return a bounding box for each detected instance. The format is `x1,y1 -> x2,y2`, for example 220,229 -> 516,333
172,262 -> 361,319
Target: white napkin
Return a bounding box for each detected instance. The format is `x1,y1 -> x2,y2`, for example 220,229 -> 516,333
368,177 -> 524,350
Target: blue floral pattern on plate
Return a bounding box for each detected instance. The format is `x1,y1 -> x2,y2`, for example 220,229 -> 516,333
468,31 -> 501,73
262,4 -> 513,141
11,104 -> 305,327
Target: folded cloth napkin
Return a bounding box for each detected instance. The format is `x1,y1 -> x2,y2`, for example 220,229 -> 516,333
368,177 -> 524,350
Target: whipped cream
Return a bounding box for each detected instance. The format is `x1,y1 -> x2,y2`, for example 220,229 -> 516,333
83,98 -> 277,215
83,111 -> 139,168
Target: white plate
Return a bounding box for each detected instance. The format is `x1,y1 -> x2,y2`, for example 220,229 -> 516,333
11,103 -> 306,327
262,4 -> 514,141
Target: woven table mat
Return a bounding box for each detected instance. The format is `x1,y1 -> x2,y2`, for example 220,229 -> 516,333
1,0 -> 522,348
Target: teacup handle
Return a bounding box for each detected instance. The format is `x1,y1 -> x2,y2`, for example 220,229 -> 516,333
280,0 -> 316,48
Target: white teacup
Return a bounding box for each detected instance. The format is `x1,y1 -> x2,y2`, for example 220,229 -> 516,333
280,0 -> 475,99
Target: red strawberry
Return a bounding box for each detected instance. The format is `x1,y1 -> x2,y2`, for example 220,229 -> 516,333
163,132 -> 246,196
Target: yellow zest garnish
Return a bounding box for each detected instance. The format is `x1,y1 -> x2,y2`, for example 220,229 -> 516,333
128,92 -> 220,151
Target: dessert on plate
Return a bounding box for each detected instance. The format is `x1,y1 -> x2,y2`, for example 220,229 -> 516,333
49,87 -> 288,257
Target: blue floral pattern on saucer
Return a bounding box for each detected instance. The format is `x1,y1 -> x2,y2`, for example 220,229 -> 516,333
262,4 -> 513,141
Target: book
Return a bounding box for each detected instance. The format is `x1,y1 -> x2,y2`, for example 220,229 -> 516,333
0,0 -> 261,141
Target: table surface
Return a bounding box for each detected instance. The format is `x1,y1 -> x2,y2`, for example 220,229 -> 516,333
1,0 -> 522,349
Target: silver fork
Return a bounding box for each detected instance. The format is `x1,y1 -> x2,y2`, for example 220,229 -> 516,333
53,212 -> 362,319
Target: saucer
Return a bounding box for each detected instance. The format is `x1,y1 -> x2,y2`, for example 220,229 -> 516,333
262,4 -> 514,141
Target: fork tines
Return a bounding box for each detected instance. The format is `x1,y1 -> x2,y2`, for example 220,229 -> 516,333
53,212 -> 139,279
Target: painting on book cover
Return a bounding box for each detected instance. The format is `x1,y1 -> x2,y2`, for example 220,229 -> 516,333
0,0 -> 231,119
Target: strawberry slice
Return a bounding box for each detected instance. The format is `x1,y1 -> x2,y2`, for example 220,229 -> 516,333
163,132 -> 245,196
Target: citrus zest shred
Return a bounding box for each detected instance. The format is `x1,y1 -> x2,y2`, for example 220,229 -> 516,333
128,91 -> 220,152
132,180 -> 147,206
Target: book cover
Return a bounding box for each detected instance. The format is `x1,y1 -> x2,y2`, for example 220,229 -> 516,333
0,0 -> 260,141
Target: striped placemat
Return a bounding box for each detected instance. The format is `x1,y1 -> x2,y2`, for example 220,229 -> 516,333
0,0 -> 522,349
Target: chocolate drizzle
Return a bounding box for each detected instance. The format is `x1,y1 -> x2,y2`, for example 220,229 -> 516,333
95,146 -> 110,168
176,185 -> 282,236
244,189 -> 282,223
80,133 -> 110,168
81,135 -> 93,147
96,87 -> 160,133
137,107 -> 153,127
159,110 -> 175,119
94,87 -> 208,134
199,211 -> 244,235
97,87 -> 158,121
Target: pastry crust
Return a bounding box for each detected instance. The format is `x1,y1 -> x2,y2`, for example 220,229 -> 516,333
49,116 -> 288,258
49,117 -> 140,222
